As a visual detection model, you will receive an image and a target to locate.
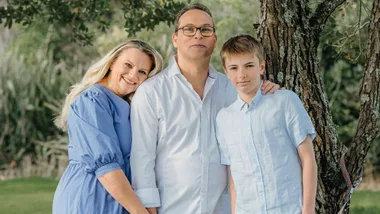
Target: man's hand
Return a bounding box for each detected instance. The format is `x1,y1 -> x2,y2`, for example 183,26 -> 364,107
261,80 -> 280,94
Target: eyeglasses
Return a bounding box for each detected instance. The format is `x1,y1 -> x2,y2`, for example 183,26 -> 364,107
176,26 -> 215,37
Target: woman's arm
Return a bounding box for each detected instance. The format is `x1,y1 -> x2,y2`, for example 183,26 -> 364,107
146,208 -> 157,214
98,169 -> 149,214
297,135 -> 318,214
229,167 -> 236,214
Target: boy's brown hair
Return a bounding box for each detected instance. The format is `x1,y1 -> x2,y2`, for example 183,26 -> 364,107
220,34 -> 265,67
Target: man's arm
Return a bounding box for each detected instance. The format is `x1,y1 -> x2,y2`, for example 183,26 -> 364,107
130,86 -> 160,210
261,80 -> 280,94
228,167 -> 236,214
297,135 -> 317,214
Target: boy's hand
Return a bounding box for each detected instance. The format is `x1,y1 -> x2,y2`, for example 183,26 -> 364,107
261,80 -> 280,94
302,207 -> 315,214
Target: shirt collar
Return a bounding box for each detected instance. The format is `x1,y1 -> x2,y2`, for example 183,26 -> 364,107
237,81 -> 264,111
167,55 -> 218,79
167,56 -> 182,78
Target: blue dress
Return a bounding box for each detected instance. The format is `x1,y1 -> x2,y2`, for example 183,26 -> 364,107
53,84 -> 132,214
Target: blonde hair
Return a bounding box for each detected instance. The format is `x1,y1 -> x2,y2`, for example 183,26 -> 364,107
220,34 -> 264,67
55,39 -> 163,131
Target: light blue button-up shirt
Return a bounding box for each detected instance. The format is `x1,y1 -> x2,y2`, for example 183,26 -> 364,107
216,86 -> 316,214
130,57 -> 237,214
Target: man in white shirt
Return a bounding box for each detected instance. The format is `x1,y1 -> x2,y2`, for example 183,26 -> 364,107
130,3 -> 279,214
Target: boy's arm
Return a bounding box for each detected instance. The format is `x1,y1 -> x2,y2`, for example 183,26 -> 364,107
215,113 -> 232,166
216,113 -> 234,213
285,91 -> 317,213
297,135 -> 317,214
228,167 -> 236,214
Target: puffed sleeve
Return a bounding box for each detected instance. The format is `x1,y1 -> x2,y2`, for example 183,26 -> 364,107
285,91 -> 316,148
67,89 -> 124,178
216,111 -> 231,165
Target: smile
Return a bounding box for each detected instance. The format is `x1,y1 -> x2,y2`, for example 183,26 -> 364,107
123,77 -> 136,85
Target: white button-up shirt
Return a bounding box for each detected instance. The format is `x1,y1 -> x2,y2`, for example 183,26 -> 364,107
130,57 -> 237,214
216,87 -> 316,214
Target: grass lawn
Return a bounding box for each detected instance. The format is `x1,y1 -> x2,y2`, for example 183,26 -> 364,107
0,177 -> 379,214
0,177 -> 58,214
350,190 -> 380,214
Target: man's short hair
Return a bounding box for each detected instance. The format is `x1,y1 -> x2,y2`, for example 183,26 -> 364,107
174,3 -> 214,32
220,34 -> 265,67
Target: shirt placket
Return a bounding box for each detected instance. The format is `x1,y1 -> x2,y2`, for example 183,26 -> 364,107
246,108 -> 268,213
177,74 -> 207,213
200,101 -> 209,214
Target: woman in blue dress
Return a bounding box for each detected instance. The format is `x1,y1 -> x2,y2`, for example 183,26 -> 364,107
52,39 -> 163,214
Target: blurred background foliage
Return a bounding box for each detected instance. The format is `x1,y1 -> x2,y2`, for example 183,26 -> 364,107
0,0 -> 378,180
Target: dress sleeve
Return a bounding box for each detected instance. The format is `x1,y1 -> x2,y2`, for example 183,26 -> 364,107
285,91 -> 316,148
216,111 -> 231,165
68,89 -> 124,178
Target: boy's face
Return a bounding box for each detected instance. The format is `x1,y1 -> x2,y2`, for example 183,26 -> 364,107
224,53 -> 265,97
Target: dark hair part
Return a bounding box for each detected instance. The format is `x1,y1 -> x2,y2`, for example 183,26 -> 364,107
220,34 -> 265,67
174,3 -> 214,32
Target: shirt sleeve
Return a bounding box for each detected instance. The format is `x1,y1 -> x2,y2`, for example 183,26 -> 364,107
130,86 -> 161,208
285,91 -> 316,148
68,90 -> 124,178
216,112 -> 231,165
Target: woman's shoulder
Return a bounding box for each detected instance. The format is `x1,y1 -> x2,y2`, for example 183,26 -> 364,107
72,85 -> 113,114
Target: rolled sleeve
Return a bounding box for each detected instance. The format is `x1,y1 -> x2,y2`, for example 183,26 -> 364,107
135,188 -> 161,208
130,85 -> 161,207
285,92 -> 316,148
216,112 -> 231,165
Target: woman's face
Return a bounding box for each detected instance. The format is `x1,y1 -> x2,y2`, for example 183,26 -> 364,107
105,48 -> 153,97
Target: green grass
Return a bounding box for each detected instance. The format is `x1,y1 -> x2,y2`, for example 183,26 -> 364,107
0,177 -> 58,214
351,190 -> 380,214
0,177 -> 379,214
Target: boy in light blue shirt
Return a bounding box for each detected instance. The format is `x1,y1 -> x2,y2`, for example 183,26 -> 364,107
216,34 -> 318,214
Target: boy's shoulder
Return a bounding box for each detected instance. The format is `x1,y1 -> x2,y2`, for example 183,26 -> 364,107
216,99 -> 242,123
261,89 -> 299,105
265,89 -> 297,98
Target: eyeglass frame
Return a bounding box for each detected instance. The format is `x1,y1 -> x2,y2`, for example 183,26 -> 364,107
175,25 -> 216,37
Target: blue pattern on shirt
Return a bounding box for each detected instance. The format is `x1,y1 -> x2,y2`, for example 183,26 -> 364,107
216,87 -> 316,214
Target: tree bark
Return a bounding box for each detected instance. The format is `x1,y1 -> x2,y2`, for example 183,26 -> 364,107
348,0 -> 380,195
257,0 -> 380,213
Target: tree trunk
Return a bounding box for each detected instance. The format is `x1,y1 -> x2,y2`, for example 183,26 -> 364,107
348,0 -> 380,194
258,0 -> 379,213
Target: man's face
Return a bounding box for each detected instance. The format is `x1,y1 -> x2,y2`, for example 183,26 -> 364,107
224,53 -> 265,96
172,9 -> 217,61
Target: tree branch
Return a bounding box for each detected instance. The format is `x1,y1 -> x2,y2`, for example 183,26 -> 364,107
310,0 -> 347,33
348,0 -> 380,181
